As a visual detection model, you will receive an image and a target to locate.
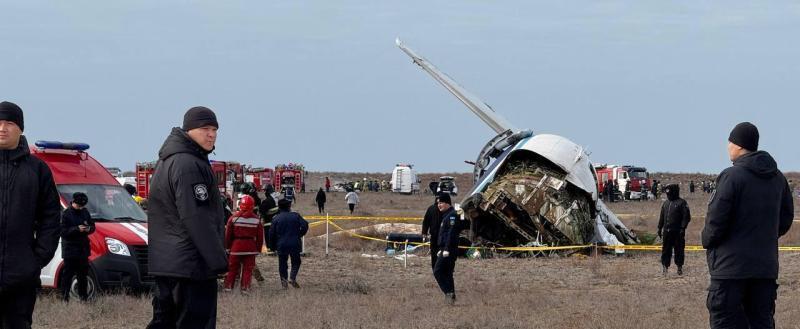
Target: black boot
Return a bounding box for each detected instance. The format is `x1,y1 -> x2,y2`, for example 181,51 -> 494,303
677,266 -> 683,276
662,265 -> 668,276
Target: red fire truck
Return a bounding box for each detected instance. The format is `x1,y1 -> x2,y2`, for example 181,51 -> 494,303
135,161 -> 156,199
34,141 -> 151,299
594,164 -> 651,200
210,160 -> 244,201
245,167 -> 274,191
136,160 -> 244,202
274,163 -> 304,192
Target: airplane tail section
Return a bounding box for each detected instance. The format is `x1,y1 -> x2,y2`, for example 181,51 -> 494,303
396,38 -> 517,135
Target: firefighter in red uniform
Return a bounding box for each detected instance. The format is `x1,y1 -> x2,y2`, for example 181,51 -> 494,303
223,195 -> 264,293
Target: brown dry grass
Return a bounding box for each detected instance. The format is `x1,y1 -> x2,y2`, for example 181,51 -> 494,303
31,171 -> 800,328
33,252 -> 800,329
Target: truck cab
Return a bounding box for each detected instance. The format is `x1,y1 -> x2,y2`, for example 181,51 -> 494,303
436,176 -> 459,195
594,164 -> 651,200
34,141 -> 151,299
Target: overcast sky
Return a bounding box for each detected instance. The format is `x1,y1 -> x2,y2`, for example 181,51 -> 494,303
2,1 -> 798,174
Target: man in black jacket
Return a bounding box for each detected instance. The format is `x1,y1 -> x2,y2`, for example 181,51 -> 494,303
421,195 -> 441,270
60,192 -> 96,302
146,107 -> 228,329
657,184 -> 690,276
315,188 -> 326,214
702,122 -> 794,328
433,193 -> 464,305
0,101 -> 61,328
269,199 -> 309,288
259,185 -> 278,249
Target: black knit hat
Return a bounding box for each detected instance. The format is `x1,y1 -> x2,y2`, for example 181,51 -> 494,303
278,198 -> 292,210
182,106 -> 218,131
728,122 -> 759,151
437,192 -> 452,205
0,101 -> 24,131
72,192 -> 88,206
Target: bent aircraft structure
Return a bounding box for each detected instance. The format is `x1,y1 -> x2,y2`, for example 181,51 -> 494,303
397,39 -> 638,250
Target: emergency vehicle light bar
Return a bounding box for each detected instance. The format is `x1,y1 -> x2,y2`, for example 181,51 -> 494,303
35,140 -> 90,151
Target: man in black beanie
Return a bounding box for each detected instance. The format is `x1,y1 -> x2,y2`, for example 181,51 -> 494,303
703,121 -> 794,328
0,101 -> 61,327
147,106 -> 227,329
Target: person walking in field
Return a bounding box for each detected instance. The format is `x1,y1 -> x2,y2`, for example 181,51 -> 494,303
315,188 -> 327,214
657,184 -> 690,276
269,199 -> 309,289
345,190 -> 359,214
433,193 -> 466,305
702,122 -> 793,328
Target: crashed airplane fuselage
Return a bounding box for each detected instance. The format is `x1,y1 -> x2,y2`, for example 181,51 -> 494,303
397,39 -> 638,249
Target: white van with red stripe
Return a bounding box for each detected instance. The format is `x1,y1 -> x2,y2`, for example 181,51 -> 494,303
33,141 -> 152,298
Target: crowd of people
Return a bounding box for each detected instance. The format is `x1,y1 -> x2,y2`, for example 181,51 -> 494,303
0,101 -> 794,329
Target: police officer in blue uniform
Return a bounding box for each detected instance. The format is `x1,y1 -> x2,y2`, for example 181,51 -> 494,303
433,193 -> 464,305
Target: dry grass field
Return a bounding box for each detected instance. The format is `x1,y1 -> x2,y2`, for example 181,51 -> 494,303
31,172 -> 800,329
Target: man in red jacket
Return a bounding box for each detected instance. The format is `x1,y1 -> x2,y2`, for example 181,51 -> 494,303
223,195 -> 264,293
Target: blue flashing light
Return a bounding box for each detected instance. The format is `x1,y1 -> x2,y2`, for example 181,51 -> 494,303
35,140 -> 90,151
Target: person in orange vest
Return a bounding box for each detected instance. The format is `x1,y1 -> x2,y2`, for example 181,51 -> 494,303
223,195 -> 264,293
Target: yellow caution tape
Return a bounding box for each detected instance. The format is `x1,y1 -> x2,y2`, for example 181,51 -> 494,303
598,245 -> 800,252
305,216 -> 422,221
309,218 -> 800,253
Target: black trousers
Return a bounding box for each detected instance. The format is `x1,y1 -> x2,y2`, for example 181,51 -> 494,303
147,277 -> 218,329
707,279 -> 778,329
60,257 -> 90,301
661,230 -> 686,267
0,283 -> 37,329
429,245 -> 439,271
348,204 -> 355,213
318,203 -> 325,214
262,225 -> 270,250
278,252 -> 301,281
433,255 -> 456,295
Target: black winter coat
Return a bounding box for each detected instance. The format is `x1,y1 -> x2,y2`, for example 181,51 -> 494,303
0,136 -> 61,289
315,190 -> 326,205
60,207 -> 95,259
259,196 -> 277,224
701,151 -> 794,279
421,203 -> 441,249
268,210 -> 308,254
147,128 -> 228,280
437,207 -> 464,254
657,187 -> 690,234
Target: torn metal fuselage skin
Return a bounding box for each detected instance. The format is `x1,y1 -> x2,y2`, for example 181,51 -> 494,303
463,133 -> 612,249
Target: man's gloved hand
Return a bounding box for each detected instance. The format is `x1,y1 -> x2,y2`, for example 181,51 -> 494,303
657,231 -> 662,239
679,229 -> 686,237
436,250 -> 442,257
422,234 -> 429,243
441,251 -> 450,258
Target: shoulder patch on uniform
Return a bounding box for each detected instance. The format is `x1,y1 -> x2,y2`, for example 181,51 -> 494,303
193,183 -> 209,201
